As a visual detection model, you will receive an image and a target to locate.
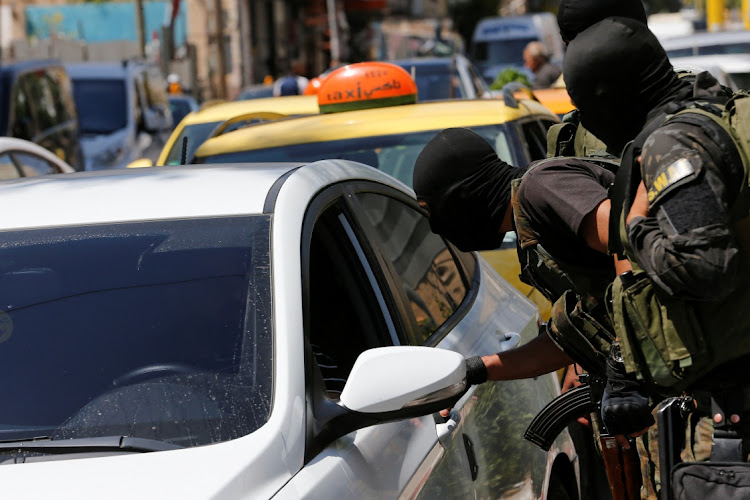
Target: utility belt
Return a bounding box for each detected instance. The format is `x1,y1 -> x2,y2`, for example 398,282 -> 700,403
658,385 -> 750,499
545,289 -> 616,378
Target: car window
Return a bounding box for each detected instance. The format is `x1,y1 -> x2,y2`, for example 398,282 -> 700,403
520,119 -> 551,162
473,38 -> 536,67
9,78 -> 35,140
306,199 -> 396,399
0,153 -> 22,179
0,216 -> 273,448
71,79 -> 127,134
25,70 -> 61,133
198,124 -> 517,184
47,67 -> 77,123
12,151 -> 57,176
355,192 -> 468,344
165,121 -> 222,165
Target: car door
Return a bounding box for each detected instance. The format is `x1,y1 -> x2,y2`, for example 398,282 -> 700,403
283,182 -> 477,499
350,187 -> 560,499
287,181 -> 557,499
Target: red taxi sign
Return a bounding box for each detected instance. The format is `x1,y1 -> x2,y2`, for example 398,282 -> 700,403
317,62 -> 418,113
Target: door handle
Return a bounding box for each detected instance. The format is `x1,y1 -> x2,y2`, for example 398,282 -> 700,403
498,331 -> 521,351
436,409 -> 461,447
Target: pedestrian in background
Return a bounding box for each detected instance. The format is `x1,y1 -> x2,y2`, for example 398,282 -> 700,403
523,41 -> 561,89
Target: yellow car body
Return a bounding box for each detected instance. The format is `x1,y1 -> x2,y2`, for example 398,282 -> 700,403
193,98 -> 559,318
129,95 -> 319,168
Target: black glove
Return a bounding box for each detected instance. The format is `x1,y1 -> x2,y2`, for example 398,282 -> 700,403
601,355 -> 654,436
465,356 -> 488,386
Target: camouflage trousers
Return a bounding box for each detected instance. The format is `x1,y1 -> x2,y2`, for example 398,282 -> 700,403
637,407 -> 750,500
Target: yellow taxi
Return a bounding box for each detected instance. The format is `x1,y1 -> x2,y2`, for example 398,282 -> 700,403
192,63 -> 558,317
127,94 -> 319,168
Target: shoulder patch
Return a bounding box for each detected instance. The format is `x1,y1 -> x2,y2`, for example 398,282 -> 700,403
647,157 -> 696,203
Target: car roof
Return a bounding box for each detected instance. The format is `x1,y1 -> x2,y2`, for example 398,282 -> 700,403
390,55 -> 467,67
661,30 -> 750,49
181,95 -> 319,126
0,164 -> 300,230
195,98 -> 556,158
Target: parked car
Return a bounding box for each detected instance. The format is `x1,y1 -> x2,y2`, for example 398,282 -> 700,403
0,161 -> 579,499
661,30 -> 750,58
127,94 -> 319,168
0,59 -> 84,170
236,83 -> 275,100
167,94 -> 200,128
66,60 -> 173,170
0,137 -> 75,179
391,55 -> 492,100
470,13 -> 565,85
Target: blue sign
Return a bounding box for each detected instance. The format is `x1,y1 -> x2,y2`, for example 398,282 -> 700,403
25,2 -> 187,46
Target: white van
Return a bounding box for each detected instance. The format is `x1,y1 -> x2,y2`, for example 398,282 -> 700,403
66,61 -> 173,170
470,13 -> 564,85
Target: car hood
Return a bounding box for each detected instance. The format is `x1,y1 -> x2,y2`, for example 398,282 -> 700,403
0,429 -> 296,500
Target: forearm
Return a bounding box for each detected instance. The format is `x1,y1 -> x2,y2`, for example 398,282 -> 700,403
482,332 -> 573,381
627,214 -> 741,299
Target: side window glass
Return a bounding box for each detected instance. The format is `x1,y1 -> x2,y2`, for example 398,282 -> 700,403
47,68 -> 75,123
10,81 -> 34,140
356,192 -> 467,344
307,202 -> 392,399
521,120 -> 549,161
0,153 -> 22,179
27,71 -> 59,132
12,152 -> 56,176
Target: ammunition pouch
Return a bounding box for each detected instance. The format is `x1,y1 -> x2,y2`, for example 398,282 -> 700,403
546,289 -> 616,377
607,272 -> 710,397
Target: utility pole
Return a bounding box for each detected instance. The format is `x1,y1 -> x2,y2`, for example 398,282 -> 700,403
135,0 -> 146,59
213,0 -> 227,98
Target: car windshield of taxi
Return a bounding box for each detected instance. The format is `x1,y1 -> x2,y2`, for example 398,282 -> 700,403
193,64 -> 558,184
142,94 -> 319,167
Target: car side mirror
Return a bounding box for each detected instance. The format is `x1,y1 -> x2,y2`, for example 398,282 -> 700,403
307,346 -> 469,460
340,346 -> 466,413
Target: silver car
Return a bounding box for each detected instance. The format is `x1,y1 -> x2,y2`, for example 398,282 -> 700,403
0,161 -> 578,499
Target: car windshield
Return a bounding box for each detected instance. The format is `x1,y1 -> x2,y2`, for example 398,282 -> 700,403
71,79 -> 128,134
0,216 -> 272,451
164,121 -> 222,165
473,38 -> 536,67
197,124 -> 517,186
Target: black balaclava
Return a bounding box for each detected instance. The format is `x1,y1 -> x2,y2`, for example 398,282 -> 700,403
563,17 -> 689,155
412,128 -> 524,252
557,0 -> 647,43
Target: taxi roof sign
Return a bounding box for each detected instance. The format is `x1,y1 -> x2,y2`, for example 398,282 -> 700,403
304,76 -> 324,95
317,62 -> 418,113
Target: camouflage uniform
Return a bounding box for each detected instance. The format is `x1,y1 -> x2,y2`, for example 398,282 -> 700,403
613,73 -> 750,498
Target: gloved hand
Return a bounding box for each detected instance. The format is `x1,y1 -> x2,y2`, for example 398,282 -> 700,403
601,356 -> 654,436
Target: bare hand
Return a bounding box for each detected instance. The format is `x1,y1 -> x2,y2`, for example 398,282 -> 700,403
627,181 -> 649,224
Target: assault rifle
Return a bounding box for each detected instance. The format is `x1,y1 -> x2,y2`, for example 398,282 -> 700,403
524,374 -> 641,500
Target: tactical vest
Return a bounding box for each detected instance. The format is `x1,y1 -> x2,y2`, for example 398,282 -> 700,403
608,91 -> 750,396
546,109 -> 610,159
511,156 -> 619,376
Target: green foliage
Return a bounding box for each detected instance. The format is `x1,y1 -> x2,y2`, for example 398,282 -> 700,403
490,68 -> 532,90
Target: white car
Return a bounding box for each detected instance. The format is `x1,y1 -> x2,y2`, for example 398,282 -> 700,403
0,137 -> 75,179
670,53 -> 750,91
0,161 -> 578,499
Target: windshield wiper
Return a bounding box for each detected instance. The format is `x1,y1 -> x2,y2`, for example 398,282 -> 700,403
0,435 -> 182,454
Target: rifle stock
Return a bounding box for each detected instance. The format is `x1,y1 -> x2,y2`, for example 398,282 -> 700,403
524,384 -> 598,451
